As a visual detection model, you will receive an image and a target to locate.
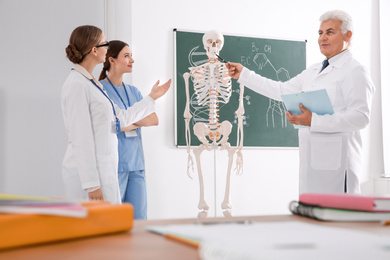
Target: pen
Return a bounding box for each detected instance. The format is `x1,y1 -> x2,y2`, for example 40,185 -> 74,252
164,233 -> 200,248
215,53 -> 228,63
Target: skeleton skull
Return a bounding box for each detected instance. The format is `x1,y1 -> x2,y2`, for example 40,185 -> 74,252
202,30 -> 224,60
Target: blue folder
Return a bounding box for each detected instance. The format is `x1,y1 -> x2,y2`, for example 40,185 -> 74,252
281,89 -> 334,129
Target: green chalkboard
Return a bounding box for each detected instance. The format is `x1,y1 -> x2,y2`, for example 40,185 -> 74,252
174,29 -> 306,148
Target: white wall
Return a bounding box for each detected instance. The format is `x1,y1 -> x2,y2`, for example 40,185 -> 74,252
380,0 -> 390,177
0,0 -> 384,220
0,0 -> 105,195
373,0 -> 390,193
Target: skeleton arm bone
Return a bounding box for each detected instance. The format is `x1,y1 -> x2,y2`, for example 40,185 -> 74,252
235,83 -> 245,176
183,72 -> 194,178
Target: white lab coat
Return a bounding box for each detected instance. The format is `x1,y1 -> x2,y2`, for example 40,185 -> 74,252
238,50 -> 375,194
61,64 -> 155,204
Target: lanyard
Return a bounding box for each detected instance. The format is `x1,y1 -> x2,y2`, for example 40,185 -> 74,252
106,76 -> 131,109
89,79 -> 119,123
71,68 -> 120,134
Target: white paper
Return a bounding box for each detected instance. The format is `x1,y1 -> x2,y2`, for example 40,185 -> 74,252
147,221 -> 390,260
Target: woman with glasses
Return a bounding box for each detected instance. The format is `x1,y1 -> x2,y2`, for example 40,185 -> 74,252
62,25 -> 170,204
98,40 -> 157,219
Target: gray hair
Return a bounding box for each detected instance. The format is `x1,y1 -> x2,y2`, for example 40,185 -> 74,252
319,10 -> 353,34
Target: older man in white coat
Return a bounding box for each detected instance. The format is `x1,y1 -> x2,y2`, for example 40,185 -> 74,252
227,9 -> 375,194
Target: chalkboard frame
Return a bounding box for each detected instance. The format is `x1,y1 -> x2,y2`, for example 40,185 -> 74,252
174,29 -> 306,149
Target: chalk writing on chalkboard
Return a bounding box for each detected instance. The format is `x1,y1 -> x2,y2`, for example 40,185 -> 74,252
240,42 -> 291,129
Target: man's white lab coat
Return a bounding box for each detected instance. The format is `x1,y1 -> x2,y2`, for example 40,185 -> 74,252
238,50 -> 375,194
61,65 -> 155,204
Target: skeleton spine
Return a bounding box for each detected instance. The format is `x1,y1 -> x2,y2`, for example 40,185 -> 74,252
208,64 -> 219,131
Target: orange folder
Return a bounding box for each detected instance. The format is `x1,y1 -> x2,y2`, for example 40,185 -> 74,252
0,201 -> 133,250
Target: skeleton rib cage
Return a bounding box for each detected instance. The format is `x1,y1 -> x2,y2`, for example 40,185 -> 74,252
190,63 -> 232,133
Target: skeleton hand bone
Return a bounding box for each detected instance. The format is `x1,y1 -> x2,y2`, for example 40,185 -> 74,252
235,150 -> 244,176
187,154 -> 194,179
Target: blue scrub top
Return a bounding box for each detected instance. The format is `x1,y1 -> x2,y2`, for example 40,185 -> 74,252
100,80 -> 145,172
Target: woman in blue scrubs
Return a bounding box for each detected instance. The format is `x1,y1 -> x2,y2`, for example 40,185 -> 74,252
99,40 -> 157,219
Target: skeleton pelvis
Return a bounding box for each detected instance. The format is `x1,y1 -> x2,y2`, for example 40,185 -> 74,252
194,121 -> 232,144
208,131 -> 221,141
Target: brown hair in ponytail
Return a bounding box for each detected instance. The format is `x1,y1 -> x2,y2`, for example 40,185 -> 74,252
99,40 -> 129,80
65,25 -> 102,64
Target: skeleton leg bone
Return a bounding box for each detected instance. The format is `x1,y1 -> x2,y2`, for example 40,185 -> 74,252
220,142 -> 236,217
193,144 -> 210,218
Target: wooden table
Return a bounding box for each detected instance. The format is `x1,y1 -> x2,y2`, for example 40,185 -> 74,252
1,215 -> 389,260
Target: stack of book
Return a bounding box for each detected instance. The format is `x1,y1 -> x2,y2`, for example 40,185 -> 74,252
0,193 -> 87,217
289,193 -> 390,222
0,193 -> 134,250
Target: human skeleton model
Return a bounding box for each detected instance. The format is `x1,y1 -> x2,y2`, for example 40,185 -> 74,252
183,30 -> 245,218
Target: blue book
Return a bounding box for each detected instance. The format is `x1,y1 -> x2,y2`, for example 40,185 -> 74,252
281,89 -> 334,128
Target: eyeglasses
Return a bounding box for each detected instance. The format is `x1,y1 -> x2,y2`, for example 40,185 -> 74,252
86,41 -> 109,55
95,42 -> 109,48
